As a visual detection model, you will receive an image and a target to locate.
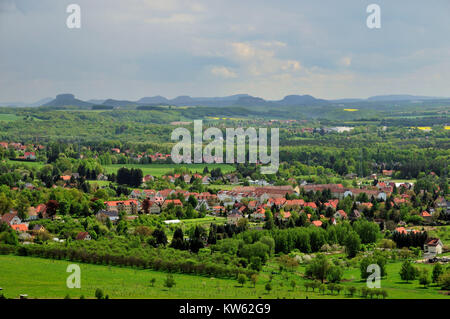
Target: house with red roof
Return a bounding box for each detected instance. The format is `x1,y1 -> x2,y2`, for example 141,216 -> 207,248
1,212 -> 22,225
104,200 -> 139,214
305,202 -> 317,210
334,210 -> 347,220
251,207 -> 266,221
162,199 -> 183,208
324,199 -> 339,209
420,211 -> 433,223
76,232 -> 91,240
60,175 -> 71,182
284,199 -> 305,210
11,224 -> 28,232
24,152 -> 36,160
311,220 -> 322,227
424,238 -> 443,255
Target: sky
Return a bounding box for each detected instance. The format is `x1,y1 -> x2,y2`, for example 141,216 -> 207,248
1,0 -> 450,102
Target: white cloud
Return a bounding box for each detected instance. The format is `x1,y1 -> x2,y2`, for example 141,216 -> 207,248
145,13 -> 196,24
231,42 -> 256,58
210,66 -> 237,78
339,57 -> 352,67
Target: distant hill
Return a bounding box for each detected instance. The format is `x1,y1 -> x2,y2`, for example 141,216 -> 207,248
44,94 -> 93,107
275,94 -> 328,106
137,96 -> 169,104
101,99 -> 138,107
367,95 -> 444,102
13,92 -> 450,110
0,97 -> 53,107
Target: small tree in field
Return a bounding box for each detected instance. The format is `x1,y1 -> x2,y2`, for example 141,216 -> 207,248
250,274 -> 258,288
399,260 -> 418,283
290,280 -> 296,291
346,286 -> 356,297
319,284 -> 326,295
432,263 -> 443,283
164,274 -> 176,289
419,269 -> 431,288
95,288 -> 104,300
237,274 -> 247,287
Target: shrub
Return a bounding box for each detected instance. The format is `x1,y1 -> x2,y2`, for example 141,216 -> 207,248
438,272 -> 450,290
327,265 -> 343,283
95,288 -> 104,300
237,274 -> 247,287
164,274 -> 176,288
346,286 -> 357,297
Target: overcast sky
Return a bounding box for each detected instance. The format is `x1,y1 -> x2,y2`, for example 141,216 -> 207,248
1,0 -> 450,102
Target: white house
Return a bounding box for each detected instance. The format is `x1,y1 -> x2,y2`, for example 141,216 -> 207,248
424,238 -> 443,255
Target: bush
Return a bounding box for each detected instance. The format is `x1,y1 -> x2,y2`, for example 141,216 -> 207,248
360,287 -> 369,298
346,286 -> 357,297
95,288 -> 104,300
164,274 -> 176,288
438,272 -> 450,290
419,269 -> 431,287
327,265 -> 343,283
237,274 -> 247,287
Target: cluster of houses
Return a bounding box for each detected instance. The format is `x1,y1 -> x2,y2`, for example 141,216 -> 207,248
162,173 -> 210,184
109,148 -> 172,163
0,141 -> 43,160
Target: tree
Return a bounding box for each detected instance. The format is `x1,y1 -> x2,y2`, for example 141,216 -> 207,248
142,199 -> 151,214
353,220 -> 380,244
95,288 -> 104,299
399,260 -> 417,283
419,269 -> 431,288
170,228 -> 187,250
164,274 -> 176,289
344,231 -> 361,258
265,282 -> 272,293
438,272 -> 450,290
432,263 -> 443,283
290,280 -> 296,291
237,274 -> 247,287
305,254 -> 331,283
346,286 -> 357,297
151,228 -> 167,247
327,265 -> 343,283
189,226 -> 204,253
45,200 -> 59,220
250,274 -> 258,288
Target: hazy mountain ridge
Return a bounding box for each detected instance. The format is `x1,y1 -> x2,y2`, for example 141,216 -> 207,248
2,93 -> 449,108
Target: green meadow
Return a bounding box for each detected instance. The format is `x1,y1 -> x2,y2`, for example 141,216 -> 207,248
0,254 -> 448,299
102,163 -> 235,177
0,113 -> 20,122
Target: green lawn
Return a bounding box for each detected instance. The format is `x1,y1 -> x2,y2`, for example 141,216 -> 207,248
5,159 -> 45,169
103,163 -> 235,177
0,254 -> 448,299
0,113 -> 20,122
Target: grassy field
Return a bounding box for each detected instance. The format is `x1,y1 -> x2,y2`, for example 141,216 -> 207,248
0,254 -> 448,299
0,113 -> 20,122
103,163 -> 235,177
5,159 -> 45,169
